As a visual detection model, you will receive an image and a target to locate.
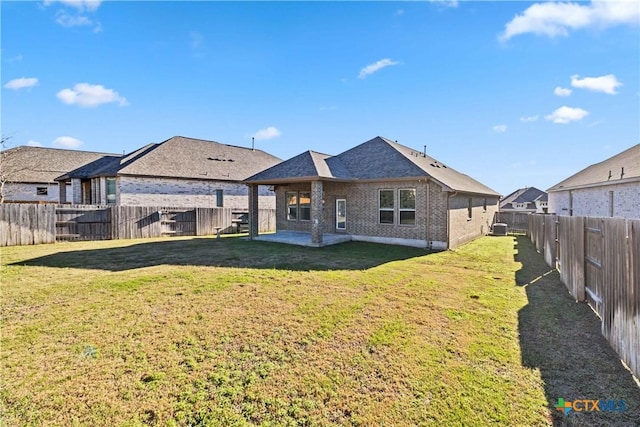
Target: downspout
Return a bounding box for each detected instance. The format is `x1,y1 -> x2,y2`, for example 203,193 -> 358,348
447,191 -> 458,250
426,179 -> 430,249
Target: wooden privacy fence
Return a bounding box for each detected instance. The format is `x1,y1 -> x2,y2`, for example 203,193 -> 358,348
0,204 -> 276,246
0,203 -> 56,246
528,214 -> 640,379
493,211 -> 531,234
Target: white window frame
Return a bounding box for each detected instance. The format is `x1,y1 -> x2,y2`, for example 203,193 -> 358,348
398,188 -> 416,225
379,189 -> 395,224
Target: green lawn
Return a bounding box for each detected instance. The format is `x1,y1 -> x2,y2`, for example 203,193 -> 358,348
1,235 -> 638,426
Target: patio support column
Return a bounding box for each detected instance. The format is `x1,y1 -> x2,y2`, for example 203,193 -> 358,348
248,184 -> 259,240
311,180 -> 323,245
58,181 -> 67,204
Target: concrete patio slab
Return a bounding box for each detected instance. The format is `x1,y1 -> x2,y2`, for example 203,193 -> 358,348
250,231 -> 352,247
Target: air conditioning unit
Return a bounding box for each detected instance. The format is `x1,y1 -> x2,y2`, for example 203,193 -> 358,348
493,223 -> 508,236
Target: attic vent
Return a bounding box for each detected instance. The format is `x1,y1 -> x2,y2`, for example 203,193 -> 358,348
430,163 -> 441,168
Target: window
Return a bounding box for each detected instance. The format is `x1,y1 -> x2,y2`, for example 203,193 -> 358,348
286,191 -> 311,221
399,189 -> 416,225
36,187 -> 48,196
106,178 -> 116,205
286,192 -> 298,220
215,189 -> 224,207
467,198 -> 473,219
299,192 -> 311,221
379,189 -> 394,224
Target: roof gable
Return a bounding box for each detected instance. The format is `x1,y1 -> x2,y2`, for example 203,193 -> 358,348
500,187 -> 546,208
548,144 -> 640,192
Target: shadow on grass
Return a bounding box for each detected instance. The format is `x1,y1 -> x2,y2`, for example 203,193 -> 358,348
514,235 -> 640,427
10,236 -> 432,272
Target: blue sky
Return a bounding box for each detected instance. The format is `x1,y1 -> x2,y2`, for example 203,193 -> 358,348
2,0 -> 639,195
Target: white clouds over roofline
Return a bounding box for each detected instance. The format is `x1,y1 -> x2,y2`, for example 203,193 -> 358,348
4,77 -> 38,90
253,126 -> 281,141
358,58 -> 399,79
53,136 -> 83,149
500,0 -> 639,41
571,74 -> 623,94
57,83 -> 128,107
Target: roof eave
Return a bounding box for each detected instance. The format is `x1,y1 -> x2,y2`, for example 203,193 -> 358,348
548,175 -> 640,192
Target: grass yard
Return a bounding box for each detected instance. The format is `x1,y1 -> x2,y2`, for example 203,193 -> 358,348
1,235 -> 638,426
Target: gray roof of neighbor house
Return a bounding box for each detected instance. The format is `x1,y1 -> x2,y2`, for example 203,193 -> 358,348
246,136 -> 500,196
500,187 -> 547,209
548,144 -> 640,192
59,136 -> 282,182
1,146 -> 119,184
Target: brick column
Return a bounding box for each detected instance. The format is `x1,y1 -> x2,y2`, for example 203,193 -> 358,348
58,182 -> 67,204
311,180 -> 323,245
248,184 -> 259,239
71,179 -> 82,204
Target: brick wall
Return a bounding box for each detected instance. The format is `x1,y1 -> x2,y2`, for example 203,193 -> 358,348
275,180 -> 454,247
274,180 -> 498,249
117,176 -> 275,209
448,194 -> 498,249
2,182 -> 65,203
549,182 -> 640,219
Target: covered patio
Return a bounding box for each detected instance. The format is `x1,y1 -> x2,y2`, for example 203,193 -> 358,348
250,231 -> 352,248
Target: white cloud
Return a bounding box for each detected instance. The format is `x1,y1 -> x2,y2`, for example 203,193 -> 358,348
53,136 -> 83,148
4,77 -> 38,90
430,0 -> 458,8
7,54 -> 23,63
554,86 -> 572,97
26,140 -> 43,147
520,115 -> 539,122
545,106 -> 589,124
358,58 -> 399,79
57,83 -> 128,107
253,126 -> 281,141
493,125 -> 508,133
500,0 -> 640,41
55,10 -> 101,32
44,0 -> 102,12
570,74 -> 622,94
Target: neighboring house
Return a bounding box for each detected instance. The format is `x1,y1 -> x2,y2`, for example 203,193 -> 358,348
0,146 -> 118,203
245,136 -> 500,249
547,143 -> 640,219
500,187 -> 548,213
56,136 -> 281,210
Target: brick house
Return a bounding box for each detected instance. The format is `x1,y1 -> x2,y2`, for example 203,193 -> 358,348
245,136 -> 500,249
500,187 -> 548,214
0,146 -> 118,203
547,144 -> 639,219
56,136 -> 281,210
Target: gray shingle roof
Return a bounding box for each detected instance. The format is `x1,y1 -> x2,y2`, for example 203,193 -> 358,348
548,144 -> 640,192
246,136 -> 500,196
1,146 -> 119,184
60,136 -> 282,182
500,187 -> 546,209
